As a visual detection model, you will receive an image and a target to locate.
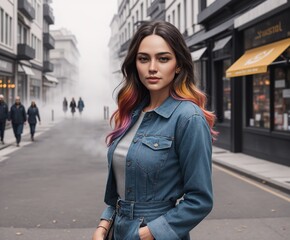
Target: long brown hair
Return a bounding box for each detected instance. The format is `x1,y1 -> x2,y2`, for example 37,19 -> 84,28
107,21 -> 216,144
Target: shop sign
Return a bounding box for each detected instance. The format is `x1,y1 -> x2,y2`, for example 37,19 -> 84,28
244,11 -> 290,49
0,59 -> 13,73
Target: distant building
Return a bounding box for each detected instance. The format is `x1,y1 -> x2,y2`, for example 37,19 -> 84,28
108,14 -> 121,84
109,0 -> 290,166
0,0 -> 57,106
42,0 -> 58,104
50,28 -> 80,99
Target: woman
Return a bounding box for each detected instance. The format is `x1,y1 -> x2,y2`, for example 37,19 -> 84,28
70,98 -> 77,117
27,101 -> 41,141
77,97 -> 85,116
63,97 -> 68,115
92,21 -> 216,240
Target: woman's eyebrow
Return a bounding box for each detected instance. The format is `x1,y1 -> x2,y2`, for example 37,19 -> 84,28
137,52 -> 173,56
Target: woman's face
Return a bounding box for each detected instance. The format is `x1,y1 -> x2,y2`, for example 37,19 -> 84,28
136,35 -> 178,95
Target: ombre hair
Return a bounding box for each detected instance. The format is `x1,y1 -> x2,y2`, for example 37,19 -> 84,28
106,21 -> 217,145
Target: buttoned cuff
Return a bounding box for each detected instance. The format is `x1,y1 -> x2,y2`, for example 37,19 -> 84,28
147,215 -> 180,240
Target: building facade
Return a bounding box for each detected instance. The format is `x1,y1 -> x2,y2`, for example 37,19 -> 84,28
0,0 -> 57,107
50,28 -> 80,101
42,0 -> 57,104
109,0 -> 290,166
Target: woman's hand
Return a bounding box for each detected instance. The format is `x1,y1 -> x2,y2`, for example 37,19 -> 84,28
92,228 -> 105,240
139,226 -> 154,240
92,220 -> 110,240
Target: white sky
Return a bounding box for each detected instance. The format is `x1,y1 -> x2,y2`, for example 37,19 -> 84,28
50,1 -> 118,118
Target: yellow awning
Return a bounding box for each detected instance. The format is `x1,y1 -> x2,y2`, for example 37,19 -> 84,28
226,38 -> 290,78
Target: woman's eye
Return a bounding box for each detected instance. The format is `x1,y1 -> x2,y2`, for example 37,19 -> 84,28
138,57 -> 149,63
159,57 -> 169,63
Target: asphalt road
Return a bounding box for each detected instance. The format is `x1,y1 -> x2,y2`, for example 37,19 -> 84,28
0,118 -> 289,240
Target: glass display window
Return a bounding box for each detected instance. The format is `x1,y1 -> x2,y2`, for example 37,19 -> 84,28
249,72 -> 270,128
223,59 -> 231,122
0,76 -> 15,107
274,67 -> 290,131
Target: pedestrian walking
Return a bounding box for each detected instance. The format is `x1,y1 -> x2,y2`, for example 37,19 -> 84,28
0,94 -> 8,144
9,96 -> 26,147
77,97 -> 85,116
63,97 -> 68,115
69,97 -> 77,117
92,21 -> 217,240
27,101 -> 41,141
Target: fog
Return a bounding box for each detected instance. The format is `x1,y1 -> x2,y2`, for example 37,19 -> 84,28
49,1 -> 119,121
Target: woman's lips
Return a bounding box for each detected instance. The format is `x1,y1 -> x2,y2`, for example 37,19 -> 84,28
146,77 -> 161,83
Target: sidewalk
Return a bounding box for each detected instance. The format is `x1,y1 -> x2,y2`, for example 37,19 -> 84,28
0,117 -> 61,150
212,146 -> 290,194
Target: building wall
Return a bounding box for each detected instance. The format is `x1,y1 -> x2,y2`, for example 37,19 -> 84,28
50,29 -> 80,100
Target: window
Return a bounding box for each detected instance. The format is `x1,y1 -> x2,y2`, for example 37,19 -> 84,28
167,15 -> 171,23
5,13 -> 9,45
184,0 -> 187,31
18,23 -> 28,44
274,66 -> 290,131
128,22 -> 131,38
177,4 -> 181,30
249,72 -> 270,128
141,3 -> 144,20
0,9 -> 4,43
223,59 -> 231,122
192,0 -> 195,25
0,9 -> 12,47
132,16 -> 135,34
172,10 -> 175,25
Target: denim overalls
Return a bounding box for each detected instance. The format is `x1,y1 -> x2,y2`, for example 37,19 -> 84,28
101,96 -> 213,240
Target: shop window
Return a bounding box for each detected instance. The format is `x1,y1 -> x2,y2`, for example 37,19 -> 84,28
0,76 -> 15,106
193,60 -> 207,91
274,67 -> 290,131
249,72 -> 270,128
223,59 -> 231,122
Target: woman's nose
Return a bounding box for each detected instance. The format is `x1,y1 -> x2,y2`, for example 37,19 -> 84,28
149,60 -> 157,73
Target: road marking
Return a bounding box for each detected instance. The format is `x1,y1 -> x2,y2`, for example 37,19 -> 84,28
213,164 -> 290,203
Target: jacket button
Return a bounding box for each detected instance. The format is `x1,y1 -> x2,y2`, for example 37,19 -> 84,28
153,143 -> 159,148
127,161 -> 131,167
133,138 -> 138,143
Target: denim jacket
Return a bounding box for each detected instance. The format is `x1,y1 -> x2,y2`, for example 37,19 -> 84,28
101,96 -> 213,239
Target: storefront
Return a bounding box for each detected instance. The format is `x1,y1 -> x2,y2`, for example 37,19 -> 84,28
30,68 -> 42,103
0,57 -> 15,107
18,62 -> 34,105
211,35 -> 233,150
226,10 -> 290,166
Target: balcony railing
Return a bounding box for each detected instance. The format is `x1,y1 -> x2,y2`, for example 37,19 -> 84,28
120,39 -> 131,53
17,43 -> 35,60
43,61 -> 54,72
43,3 -> 55,24
43,33 -> 55,49
18,0 -> 35,20
147,0 -> 165,19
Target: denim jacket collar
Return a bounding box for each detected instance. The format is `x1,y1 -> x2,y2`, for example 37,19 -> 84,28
132,96 -> 182,119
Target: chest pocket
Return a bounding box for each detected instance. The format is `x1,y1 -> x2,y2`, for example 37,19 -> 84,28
137,136 -> 173,173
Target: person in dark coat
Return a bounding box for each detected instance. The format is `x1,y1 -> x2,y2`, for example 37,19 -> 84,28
0,94 -> 8,144
9,96 -> 26,147
70,98 -> 77,117
27,101 -> 41,141
77,97 -> 85,116
63,97 -> 68,115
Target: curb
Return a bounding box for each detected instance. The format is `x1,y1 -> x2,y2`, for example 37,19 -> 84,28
212,158 -> 290,195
